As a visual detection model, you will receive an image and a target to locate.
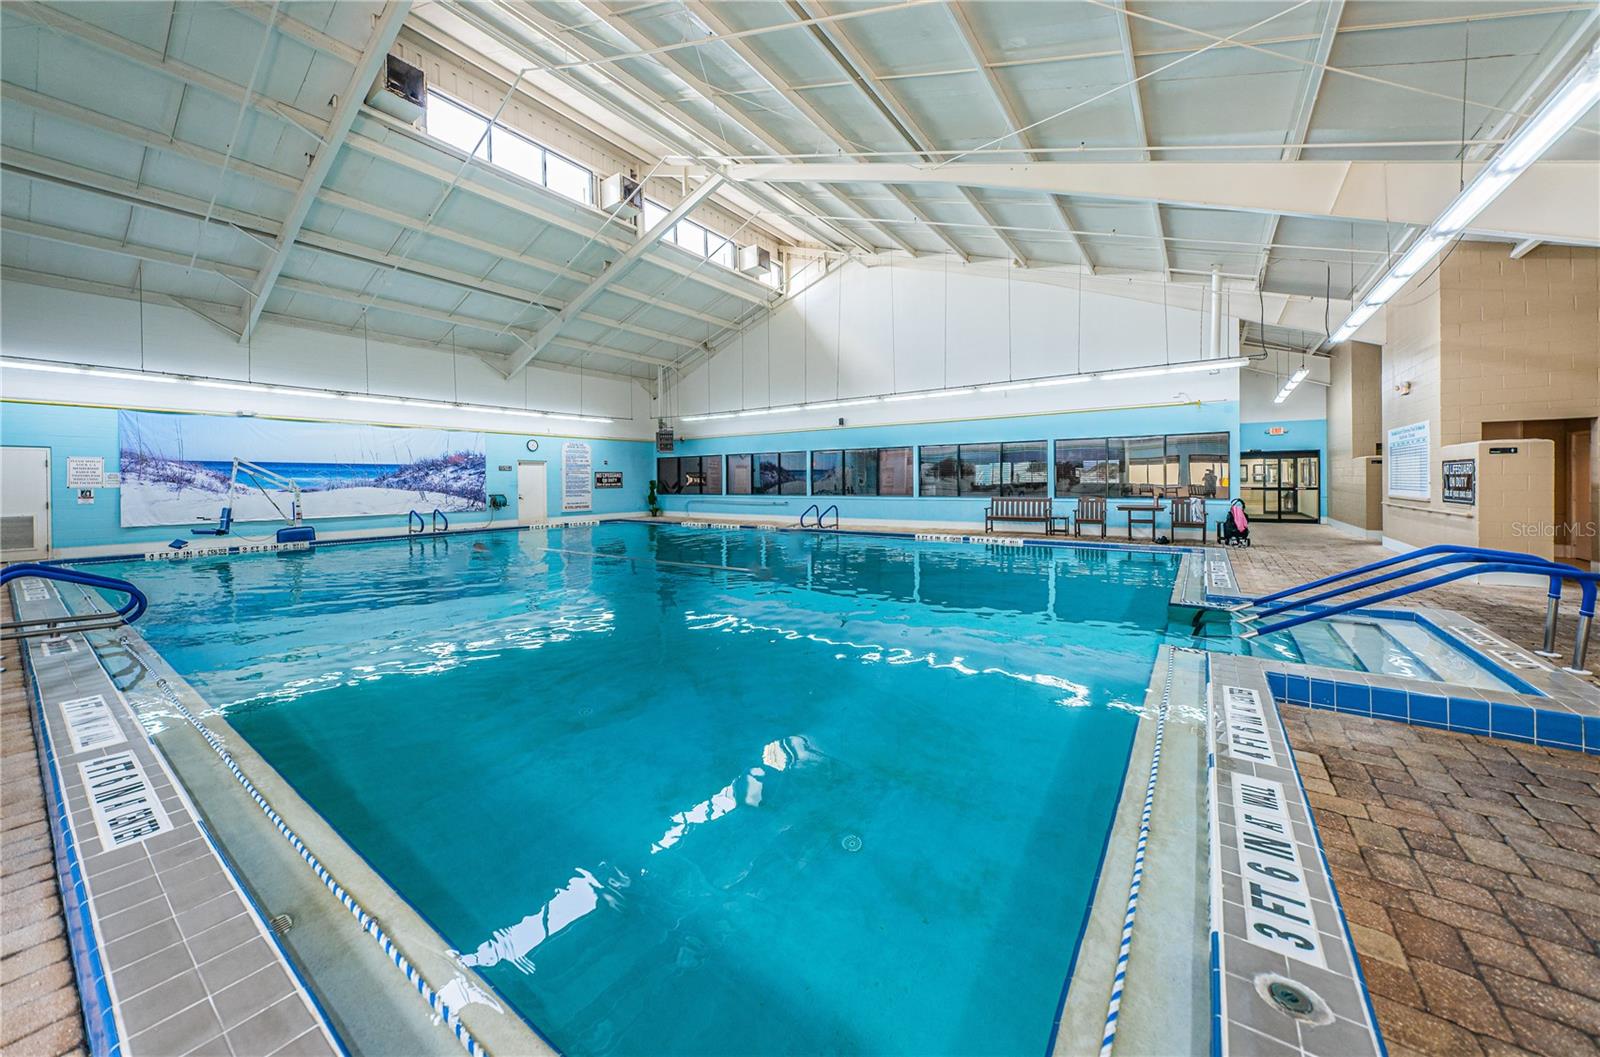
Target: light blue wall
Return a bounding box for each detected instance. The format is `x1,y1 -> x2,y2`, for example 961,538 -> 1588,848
0,401 -> 653,552
1238,417 -> 1329,515
659,401 -> 1242,530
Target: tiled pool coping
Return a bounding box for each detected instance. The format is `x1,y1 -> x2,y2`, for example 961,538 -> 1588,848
9,578 -> 343,1057
1206,654 -> 1386,1057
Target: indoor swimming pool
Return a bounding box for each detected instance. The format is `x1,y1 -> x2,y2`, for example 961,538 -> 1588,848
86,524 -> 1180,1056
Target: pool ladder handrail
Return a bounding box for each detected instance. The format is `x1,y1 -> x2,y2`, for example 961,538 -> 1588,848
798,503 -> 839,530
432,508 -> 449,532
1,563 -> 149,640
1235,547 -> 1597,674
407,509 -> 426,535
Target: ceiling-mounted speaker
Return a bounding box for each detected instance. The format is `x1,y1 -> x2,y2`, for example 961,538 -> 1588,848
368,54 -> 425,124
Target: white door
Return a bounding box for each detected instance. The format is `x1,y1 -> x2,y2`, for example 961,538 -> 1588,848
1,447 -> 52,560
517,461 -> 548,525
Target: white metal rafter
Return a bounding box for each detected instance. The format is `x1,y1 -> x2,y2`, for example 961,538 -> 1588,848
1108,0 -> 1171,279
506,175 -> 727,377
787,0 -> 1032,266
940,0 -> 1098,272
240,1 -> 411,341
1258,0 -> 1346,285
675,0 -> 921,257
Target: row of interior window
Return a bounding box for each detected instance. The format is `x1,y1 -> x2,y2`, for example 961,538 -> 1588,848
425,91 -> 780,288
656,433 -> 1231,498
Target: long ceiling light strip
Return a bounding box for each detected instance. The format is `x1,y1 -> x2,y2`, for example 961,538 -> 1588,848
1273,364 -> 1309,404
681,356 -> 1249,422
1324,43 -> 1600,347
0,359 -> 615,424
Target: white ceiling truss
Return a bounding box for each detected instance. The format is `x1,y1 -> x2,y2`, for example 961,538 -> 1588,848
1,0 -> 1596,392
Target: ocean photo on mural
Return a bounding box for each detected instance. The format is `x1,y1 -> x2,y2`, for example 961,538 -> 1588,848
118,410 -> 486,528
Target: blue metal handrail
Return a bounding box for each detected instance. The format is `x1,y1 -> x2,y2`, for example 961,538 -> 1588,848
798,503 -> 820,528
819,504 -> 839,529
1242,551 -> 1571,622
1,563 -> 148,638
1241,561 -> 1597,674
408,510 -> 425,534
432,509 -> 449,532
1235,544 -> 1562,610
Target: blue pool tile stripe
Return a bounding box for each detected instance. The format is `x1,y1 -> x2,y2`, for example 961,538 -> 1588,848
1098,647 -> 1174,1057
121,650 -> 493,1057
1263,664 -> 1598,755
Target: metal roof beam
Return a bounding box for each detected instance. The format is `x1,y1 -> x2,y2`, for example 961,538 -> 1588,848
940,0 -> 1097,272
6,1 -> 328,140
241,2 -> 411,342
507,175 -> 725,377
272,277 -> 679,369
675,0 -> 920,257
224,1 -> 366,65
1106,0 -> 1169,279
786,0 -> 1028,266
725,160 -> 1600,242
0,216 -> 257,285
1259,0 -> 1346,284
0,84 -> 301,192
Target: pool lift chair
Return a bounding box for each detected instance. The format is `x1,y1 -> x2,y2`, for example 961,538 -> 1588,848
192,458 -> 316,544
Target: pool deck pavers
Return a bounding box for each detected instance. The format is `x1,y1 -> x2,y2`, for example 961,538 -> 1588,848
1,591 -> 86,1057
1281,709 -> 1600,1057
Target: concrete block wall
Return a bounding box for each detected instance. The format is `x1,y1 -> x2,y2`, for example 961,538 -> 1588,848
1328,341 -> 1382,533
1437,243 -> 1599,444
1471,441 -> 1557,559
1380,244 -> 1598,561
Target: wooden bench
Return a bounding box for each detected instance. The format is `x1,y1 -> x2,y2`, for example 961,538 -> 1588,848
985,496 -> 1055,534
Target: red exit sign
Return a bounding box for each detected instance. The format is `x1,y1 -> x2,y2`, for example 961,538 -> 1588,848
1266,427 -> 1288,436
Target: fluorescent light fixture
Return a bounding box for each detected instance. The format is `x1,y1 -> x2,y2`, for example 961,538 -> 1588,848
1273,364 -> 1311,404
1322,43 -> 1600,349
0,358 -> 613,424
0,360 -> 179,384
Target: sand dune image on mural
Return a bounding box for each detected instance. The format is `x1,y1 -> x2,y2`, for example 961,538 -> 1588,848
117,410 -> 487,528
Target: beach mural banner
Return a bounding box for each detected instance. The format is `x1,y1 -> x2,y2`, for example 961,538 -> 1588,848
117,411 -> 487,528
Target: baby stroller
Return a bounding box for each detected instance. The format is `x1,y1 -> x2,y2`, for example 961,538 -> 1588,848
1218,498 -> 1251,547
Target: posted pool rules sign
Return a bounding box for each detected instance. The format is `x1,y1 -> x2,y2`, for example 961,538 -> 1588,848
562,442 -> 592,512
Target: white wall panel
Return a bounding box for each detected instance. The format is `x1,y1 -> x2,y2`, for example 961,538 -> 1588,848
889,262 -> 945,394
0,280 -> 652,437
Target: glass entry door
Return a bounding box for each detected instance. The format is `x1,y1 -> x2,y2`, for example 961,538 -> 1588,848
1240,451 -> 1320,522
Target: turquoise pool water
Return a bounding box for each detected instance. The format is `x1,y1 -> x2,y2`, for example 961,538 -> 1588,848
93,525 -> 1179,1056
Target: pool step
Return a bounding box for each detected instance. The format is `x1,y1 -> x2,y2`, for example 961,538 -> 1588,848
1329,621 -> 1438,681
1287,620 -> 1367,672
1384,622 -> 1507,690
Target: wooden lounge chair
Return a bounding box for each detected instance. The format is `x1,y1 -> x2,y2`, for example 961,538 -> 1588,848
1172,496 -> 1208,542
1074,497 -> 1107,538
